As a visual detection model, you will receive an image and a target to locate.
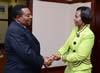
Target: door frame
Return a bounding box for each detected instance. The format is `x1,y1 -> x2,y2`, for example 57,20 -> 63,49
27,0 -> 33,32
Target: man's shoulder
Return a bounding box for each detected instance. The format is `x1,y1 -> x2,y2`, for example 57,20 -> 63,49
9,21 -> 23,29
8,21 -> 24,34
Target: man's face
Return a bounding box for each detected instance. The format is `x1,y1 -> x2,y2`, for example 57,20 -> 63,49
18,8 -> 32,26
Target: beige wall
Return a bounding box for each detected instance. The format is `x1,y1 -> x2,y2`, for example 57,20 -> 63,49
9,0 -> 26,6
0,0 -> 27,44
0,22 -> 8,43
0,2 -> 8,44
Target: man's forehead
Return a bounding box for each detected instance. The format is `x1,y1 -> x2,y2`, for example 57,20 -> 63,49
22,8 -> 31,13
22,8 -> 29,11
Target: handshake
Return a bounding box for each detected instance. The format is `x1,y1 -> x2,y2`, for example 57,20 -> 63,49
43,54 -> 61,68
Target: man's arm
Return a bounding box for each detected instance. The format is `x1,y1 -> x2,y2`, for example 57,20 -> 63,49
8,29 -> 44,68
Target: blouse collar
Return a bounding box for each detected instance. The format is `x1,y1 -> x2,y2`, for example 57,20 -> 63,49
77,24 -> 88,33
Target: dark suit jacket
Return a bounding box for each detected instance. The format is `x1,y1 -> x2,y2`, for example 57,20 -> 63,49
3,21 -> 44,73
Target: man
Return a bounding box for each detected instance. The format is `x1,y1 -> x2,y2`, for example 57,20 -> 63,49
3,5 -> 50,73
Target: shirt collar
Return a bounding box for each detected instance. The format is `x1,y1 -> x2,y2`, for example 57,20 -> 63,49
15,20 -> 26,29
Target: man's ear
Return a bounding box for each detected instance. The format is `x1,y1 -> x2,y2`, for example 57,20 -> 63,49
16,15 -> 21,19
16,15 -> 22,22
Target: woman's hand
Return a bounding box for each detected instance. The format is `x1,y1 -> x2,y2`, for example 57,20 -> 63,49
52,54 -> 61,61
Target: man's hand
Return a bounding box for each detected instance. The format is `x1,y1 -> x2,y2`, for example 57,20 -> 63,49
43,57 -> 52,68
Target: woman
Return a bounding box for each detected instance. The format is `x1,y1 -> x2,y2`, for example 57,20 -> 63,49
51,6 -> 95,73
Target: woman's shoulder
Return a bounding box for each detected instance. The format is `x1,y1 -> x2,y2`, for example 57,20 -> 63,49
83,26 -> 95,38
86,26 -> 94,34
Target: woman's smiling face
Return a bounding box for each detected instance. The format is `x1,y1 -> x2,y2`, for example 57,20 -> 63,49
74,10 -> 83,27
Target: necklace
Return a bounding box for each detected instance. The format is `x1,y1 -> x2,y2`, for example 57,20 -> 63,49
76,25 -> 87,37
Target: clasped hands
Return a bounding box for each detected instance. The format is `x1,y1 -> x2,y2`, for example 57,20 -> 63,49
44,54 -> 61,68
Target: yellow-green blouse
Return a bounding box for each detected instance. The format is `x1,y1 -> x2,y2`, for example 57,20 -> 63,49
56,25 -> 95,71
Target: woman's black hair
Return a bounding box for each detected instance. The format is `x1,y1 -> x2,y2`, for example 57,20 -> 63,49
76,6 -> 93,24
